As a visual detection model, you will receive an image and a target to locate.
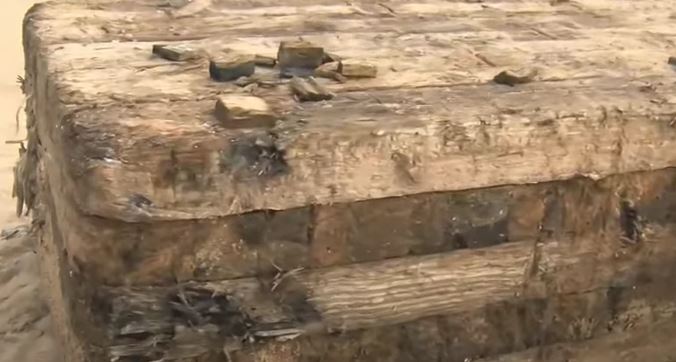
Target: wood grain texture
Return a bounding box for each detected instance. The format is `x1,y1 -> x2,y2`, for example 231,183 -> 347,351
41,162 -> 676,286
93,222 -> 676,361
24,0 -> 676,221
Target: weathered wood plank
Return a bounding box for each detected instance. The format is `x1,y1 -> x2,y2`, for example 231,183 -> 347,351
41,30 -> 676,102
88,222 -> 676,361
27,0 -> 676,44
42,143 -> 676,286
24,0 -> 676,220
55,81 -> 676,221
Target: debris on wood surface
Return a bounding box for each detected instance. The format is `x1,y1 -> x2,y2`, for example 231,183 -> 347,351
277,41 -> 325,76
339,60 -> 378,78
209,55 -> 255,82
214,95 -> 277,128
254,54 -> 277,67
152,43 -> 201,61
314,62 -> 347,82
669,56 -> 676,66
290,77 -> 334,102
493,69 -> 538,86
234,74 -> 282,88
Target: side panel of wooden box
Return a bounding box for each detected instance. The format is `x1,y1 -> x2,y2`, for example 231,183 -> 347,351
45,163 -> 676,287
34,159 -> 676,361
99,224 -> 676,362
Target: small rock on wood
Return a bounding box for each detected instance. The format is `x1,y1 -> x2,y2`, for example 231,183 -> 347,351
668,56 -> 676,66
254,55 -> 277,67
210,55 -> 256,82
339,60 -> 378,78
314,62 -> 347,83
214,95 -> 277,128
152,44 -> 201,61
277,41 -> 325,71
290,77 -> 334,102
493,69 -> 537,86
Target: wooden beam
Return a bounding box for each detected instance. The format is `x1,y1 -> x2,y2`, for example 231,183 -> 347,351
97,223 -> 676,360
28,1 -> 676,44
41,78 -> 676,221
25,0 -> 676,221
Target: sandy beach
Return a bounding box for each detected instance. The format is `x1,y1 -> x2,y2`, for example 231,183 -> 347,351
0,2 -> 59,361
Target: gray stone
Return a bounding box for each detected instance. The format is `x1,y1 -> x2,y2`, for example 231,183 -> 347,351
209,55 -> 255,82
277,41 -> 324,72
214,95 -> 277,128
290,77 -> 334,102
152,44 -> 201,61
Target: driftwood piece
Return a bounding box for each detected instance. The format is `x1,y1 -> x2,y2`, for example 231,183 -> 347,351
214,95 -> 277,129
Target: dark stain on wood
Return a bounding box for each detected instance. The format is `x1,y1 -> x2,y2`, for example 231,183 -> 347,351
221,134 -> 289,179
619,200 -> 642,243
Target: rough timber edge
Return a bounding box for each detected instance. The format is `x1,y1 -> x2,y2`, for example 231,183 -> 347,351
59,84 -> 676,223
37,189 -> 106,362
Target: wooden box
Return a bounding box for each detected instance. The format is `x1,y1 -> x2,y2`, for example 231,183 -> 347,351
19,0 -> 676,361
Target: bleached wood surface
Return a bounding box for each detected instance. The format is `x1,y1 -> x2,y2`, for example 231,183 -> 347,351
23,0 -> 676,221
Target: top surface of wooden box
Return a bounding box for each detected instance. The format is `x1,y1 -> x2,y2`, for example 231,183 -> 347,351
26,0 -> 676,222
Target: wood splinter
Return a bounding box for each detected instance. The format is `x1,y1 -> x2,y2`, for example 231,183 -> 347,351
290,77 -> 334,102
214,95 -> 277,128
493,68 -> 538,86
209,55 -> 255,82
152,44 -> 201,61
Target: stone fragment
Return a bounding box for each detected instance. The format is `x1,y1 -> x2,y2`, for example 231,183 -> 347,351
277,41 -> 325,73
234,74 -> 283,88
209,55 -> 255,82
254,55 -> 277,67
493,69 -> 538,86
290,77 -> 334,102
668,56 -> 676,66
214,95 -> 277,128
339,60 -> 378,78
314,62 -> 347,83
152,44 -> 201,61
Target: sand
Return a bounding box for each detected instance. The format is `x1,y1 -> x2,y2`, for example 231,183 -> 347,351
0,2 -> 60,362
